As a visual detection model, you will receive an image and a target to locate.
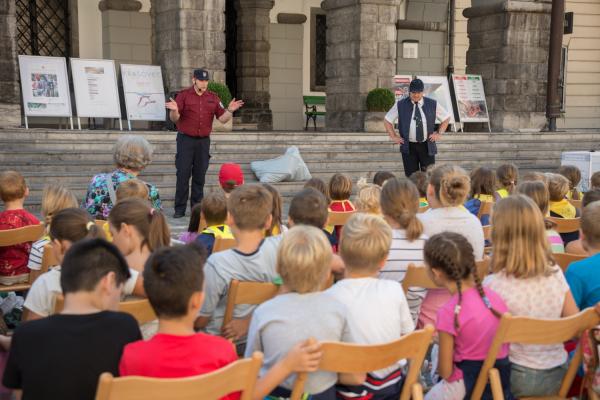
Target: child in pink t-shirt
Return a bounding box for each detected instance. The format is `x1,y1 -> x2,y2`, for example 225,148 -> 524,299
423,232 -> 512,400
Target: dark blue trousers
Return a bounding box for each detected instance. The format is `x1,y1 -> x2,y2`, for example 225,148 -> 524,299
175,133 -> 210,214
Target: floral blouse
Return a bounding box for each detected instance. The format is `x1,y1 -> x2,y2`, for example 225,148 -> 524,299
83,169 -> 162,219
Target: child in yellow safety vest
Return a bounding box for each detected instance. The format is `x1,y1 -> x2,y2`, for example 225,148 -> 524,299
194,192 -> 234,256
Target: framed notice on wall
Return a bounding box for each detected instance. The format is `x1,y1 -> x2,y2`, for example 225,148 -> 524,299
120,64 -> 166,129
417,75 -> 457,132
393,75 -> 412,100
70,58 -> 121,126
451,74 -> 491,132
18,55 -> 73,128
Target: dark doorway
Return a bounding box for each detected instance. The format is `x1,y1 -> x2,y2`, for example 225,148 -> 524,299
16,0 -> 71,57
225,0 -> 238,99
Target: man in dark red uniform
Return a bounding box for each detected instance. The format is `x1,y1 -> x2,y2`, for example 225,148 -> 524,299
165,69 -> 244,218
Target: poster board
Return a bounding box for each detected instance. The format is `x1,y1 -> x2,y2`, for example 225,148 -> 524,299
392,75 -> 412,100
416,76 -> 456,130
561,151 -> 600,193
70,58 -> 121,119
18,55 -> 72,120
120,64 -> 166,125
451,74 -> 491,132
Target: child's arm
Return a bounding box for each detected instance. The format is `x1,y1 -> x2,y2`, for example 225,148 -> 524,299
437,331 -> 455,380
561,290 -> 579,318
330,254 -> 345,277
252,339 -> 323,400
194,316 -> 211,330
337,372 -> 366,386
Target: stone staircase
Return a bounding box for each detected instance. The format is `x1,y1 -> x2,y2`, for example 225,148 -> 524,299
1,128 -> 600,214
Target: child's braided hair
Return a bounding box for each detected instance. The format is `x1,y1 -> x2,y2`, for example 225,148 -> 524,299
424,232 -> 501,330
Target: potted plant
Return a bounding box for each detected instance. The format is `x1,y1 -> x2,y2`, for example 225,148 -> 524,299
364,88 -> 396,132
208,81 -> 234,132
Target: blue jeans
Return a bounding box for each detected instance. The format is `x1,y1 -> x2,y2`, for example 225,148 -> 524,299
510,362 -> 568,398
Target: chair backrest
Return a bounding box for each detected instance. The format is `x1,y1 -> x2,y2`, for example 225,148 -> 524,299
303,96 -> 326,106
553,252 -> 587,272
418,205 -> 429,213
213,237 -> 236,253
569,199 -> 582,210
327,211 -> 355,226
94,352 -> 264,400
402,260 -> 490,294
470,308 -> 600,400
478,201 -> 494,219
547,217 -> 581,233
290,326 -> 434,400
222,280 -> 279,330
0,224 -> 44,246
54,297 -> 157,325
35,243 -> 58,283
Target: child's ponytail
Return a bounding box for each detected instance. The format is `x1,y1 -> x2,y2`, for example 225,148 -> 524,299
49,208 -> 105,242
380,178 -> 423,241
109,198 -> 170,252
148,208 -> 171,251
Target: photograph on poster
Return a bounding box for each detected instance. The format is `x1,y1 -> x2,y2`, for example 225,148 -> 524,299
417,76 -> 456,124
31,74 -> 59,97
121,64 -> 166,121
70,58 -> 121,118
452,75 -> 490,123
393,75 -> 412,100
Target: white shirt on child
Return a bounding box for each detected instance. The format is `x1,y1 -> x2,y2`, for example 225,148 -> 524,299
484,265 -> 570,370
199,235 -> 283,336
326,277 -> 415,378
23,266 -> 139,317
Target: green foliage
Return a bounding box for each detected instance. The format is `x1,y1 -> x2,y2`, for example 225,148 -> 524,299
207,81 -> 233,108
366,88 -> 396,112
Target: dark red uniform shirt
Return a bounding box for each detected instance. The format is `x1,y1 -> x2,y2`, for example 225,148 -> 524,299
175,87 -> 226,137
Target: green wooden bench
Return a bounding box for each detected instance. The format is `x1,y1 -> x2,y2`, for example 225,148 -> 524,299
303,96 -> 326,131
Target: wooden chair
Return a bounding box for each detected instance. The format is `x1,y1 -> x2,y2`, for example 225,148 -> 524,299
547,217 -> 581,233
327,211 -> 356,226
470,308 -> 600,400
94,351 -> 264,400
55,297 -> 157,325
0,224 -> 45,292
290,326 -> 435,400
221,280 -> 279,331
478,201 -> 494,219
553,252 -> 587,272
402,260 -> 490,294
213,237 -> 236,253
569,199 -> 582,210
418,205 -> 429,214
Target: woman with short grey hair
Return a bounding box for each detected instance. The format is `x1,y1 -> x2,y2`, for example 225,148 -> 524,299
83,135 -> 162,219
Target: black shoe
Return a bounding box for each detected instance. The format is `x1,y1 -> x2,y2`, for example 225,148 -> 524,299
173,212 -> 185,219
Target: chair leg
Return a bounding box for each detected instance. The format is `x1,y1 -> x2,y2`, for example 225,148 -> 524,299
488,368 -> 504,400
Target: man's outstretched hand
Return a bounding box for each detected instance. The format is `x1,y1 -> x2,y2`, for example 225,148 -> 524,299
227,98 -> 245,113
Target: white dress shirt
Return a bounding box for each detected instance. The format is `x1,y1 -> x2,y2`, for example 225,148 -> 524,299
385,98 -> 451,142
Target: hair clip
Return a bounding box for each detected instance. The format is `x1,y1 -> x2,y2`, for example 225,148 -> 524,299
454,304 -> 461,315
149,208 -> 155,216
86,221 -> 95,231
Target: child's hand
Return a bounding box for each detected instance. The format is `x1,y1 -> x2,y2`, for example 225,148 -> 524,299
222,317 -> 251,341
282,338 -> 323,373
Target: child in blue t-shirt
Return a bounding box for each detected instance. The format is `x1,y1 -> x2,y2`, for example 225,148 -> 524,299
194,192 -> 233,255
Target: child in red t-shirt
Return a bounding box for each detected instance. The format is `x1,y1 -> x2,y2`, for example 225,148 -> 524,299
0,171 -> 39,285
119,244 -> 322,400
328,173 -> 355,212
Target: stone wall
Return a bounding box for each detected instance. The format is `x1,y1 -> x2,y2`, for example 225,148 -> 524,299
0,0 -> 21,128
269,23 -> 304,130
102,10 -> 152,65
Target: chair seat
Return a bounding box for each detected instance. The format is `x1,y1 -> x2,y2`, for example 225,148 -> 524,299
0,283 -> 31,293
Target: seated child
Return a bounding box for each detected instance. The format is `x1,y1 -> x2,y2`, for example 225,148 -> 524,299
566,201 -> 600,309
304,178 -> 330,203
0,171 -> 40,285
592,171 -> 600,191
219,163 -> 244,198
194,192 -> 234,255
409,171 -> 429,207
120,243 -> 322,400
4,239 -> 141,399
464,167 -> 495,225
517,181 -> 564,253
115,179 -> 149,202
178,203 -> 202,244
328,213 -> 414,399
27,185 -> 77,278
495,163 -> 518,199
245,225 -> 360,399
547,172 -> 579,244
558,165 -> 582,200
288,188 -> 337,249
354,182 -> 382,215
24,208 -> 144,320
328,173 -> 355,212
485,195 -> 579,398
195,184 -> 281,341
424,233 -> 511,400
521,171 -> 548,184
566,189 -> 600,254
379,178 -> 428,322
262,183 -> 286,236
373,171 -> 395,187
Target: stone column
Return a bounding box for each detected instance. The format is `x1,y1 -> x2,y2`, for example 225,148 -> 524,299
151,0 -> 226,92
323,0 -> 401,131
463,0 -> 552,131
235,0 -> 274,130
0,0 -> 21,128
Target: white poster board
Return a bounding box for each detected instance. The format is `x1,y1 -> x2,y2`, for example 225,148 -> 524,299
120,64 -> 166,126
561,151 -> 600,192
451,74 -> 491,132
70,58 -> 121,120
392,75 -> 412,100
417,75 -> 456,132
18,55 -> 72,125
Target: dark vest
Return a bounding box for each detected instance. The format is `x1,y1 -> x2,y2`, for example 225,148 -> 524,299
396,97 -> 437,156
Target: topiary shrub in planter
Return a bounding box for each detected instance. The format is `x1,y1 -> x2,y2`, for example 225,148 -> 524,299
364,88 -> 396,132
207,81 -> 233,131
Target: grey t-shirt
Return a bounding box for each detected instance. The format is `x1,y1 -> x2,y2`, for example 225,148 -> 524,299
244,292 -> 353,395
199,235 -> 283,335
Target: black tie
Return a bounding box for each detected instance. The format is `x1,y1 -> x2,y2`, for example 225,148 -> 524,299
414,102 -> 424,142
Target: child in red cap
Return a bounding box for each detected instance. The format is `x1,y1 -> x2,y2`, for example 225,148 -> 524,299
218,163 -> 244,197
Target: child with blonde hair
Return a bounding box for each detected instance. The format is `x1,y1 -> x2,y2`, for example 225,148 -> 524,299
485,195 -> 579,398
304,178 -> 330,203
115,179 -> 149,202
0,171 -> 39,285
558,165 -> 582,200
418,164 -> 484,327
495,163 -> 518,199
328,173 -> 355,212
328,213 -> 414,398
245,225 -> 359,398
354,181 -> 382,215
517,181 -> 564,253
409,171 -> 429,207
547,173 -> 578,218
424,232 -> 510,400
379,177 -> 428,321
262,183 -> 286,236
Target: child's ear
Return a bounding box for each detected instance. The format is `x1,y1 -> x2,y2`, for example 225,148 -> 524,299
24,187 -> 30,197
264,214 -> 273,230
426,183 -> 435,198
377,257 -> 387,272
189,291 -> 204,313
287,217 -> 295,228
225,212 -> 234,227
